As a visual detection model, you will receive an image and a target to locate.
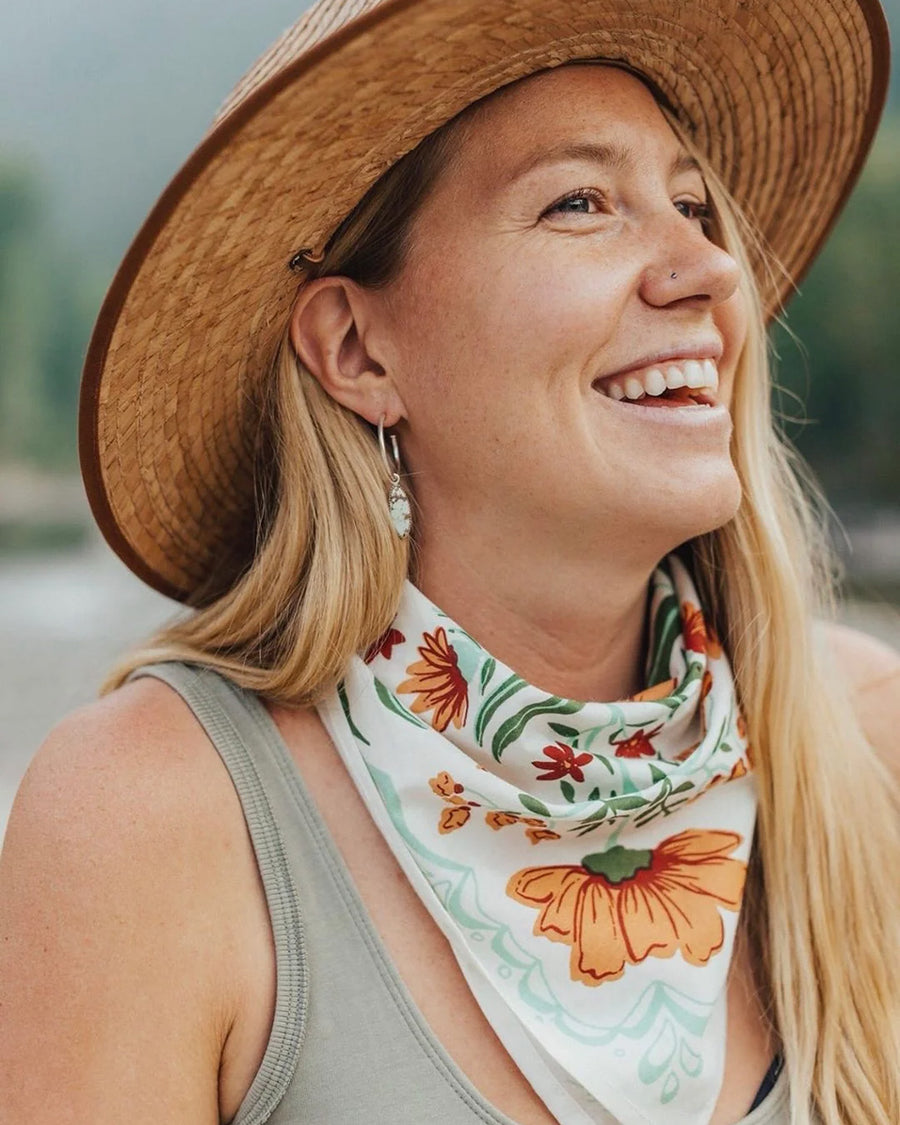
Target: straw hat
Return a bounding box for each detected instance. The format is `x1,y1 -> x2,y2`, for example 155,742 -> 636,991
79,0 -> 890,603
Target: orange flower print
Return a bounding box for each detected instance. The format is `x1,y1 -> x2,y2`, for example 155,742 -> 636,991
507,829 -> 746,985
485,811 -> 559,845
611,724 -> 663,759
429,772 -> 479,834
628,677 -> 677,703
397,627 -> 468,731
681,602 -> 723,659
485,811 -> 526,830
532,742 -> 593,782
364,627 -> 405,663
440,806 -> 472,833
709,757 -> 749,788
526,827 -> 561,845
430,771 -> 466,802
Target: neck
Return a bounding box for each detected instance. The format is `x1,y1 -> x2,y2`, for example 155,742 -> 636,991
413,529 -> 661,703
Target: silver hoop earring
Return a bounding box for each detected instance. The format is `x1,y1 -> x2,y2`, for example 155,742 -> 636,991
377,415 -> 411,539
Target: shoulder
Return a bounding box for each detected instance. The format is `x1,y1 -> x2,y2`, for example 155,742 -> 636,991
819,620 -> 900,776
0,674 -> 262,1119
6,674 -> 244,870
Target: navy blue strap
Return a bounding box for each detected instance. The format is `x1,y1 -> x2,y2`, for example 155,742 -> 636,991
748,1055 -> 784,1112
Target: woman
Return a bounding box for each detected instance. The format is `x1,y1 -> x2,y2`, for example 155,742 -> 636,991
1,1 -> 898,1123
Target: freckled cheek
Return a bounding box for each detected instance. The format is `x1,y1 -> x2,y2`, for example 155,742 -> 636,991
453,263 -> 626,378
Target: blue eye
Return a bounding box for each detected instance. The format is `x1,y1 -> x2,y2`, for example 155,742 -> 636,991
675,199 -> 713,228
543,188 -> 606,217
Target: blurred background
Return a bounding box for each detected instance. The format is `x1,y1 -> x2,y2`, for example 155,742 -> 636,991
1,0 -> 899,835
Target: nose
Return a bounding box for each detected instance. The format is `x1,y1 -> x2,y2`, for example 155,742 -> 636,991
639,213 -> 741,310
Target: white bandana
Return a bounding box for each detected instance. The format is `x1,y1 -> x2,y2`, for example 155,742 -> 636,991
317,554 -> 757,1125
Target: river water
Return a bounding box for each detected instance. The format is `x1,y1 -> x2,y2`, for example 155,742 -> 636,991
2,536 -> 898,838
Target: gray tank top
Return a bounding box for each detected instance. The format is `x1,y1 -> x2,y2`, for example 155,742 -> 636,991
132,661 -> 792,1125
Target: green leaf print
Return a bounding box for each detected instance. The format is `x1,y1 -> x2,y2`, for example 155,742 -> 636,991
560,780 -> 576,804
474,673 -> 528,743
645,593 -> 680,688
588,787 -> 601,801
648,763 -> 668,784
338,682 -> 370,745
548,722 -> 581,739
607,793 -> 647,812
479,657 -> 497,692
374,678 -> 428,728
491,698 -> 585,761
519,794 -> 552,818
582,725 -> 618,753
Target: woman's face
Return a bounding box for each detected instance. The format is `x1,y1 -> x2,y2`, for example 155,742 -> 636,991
374,63 -> 748,564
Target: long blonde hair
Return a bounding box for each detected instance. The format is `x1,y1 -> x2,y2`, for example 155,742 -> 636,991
106,76 -> 900,1124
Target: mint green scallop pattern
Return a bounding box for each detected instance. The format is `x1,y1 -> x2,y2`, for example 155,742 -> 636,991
367,763 -> 715,1107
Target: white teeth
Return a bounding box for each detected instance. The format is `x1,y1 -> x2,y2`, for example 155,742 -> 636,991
598,357 -> 719,402
623,376 -> 645,401
643,367 -> 667,396
684,360 -> 705,388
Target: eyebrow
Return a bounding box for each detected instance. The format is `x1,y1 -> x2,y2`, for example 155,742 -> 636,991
507,140 -> 702,183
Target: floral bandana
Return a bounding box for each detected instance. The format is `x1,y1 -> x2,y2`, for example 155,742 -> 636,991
317,555 -> 757,1125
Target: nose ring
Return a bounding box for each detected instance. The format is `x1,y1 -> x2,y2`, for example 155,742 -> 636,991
670,271 -> 678,279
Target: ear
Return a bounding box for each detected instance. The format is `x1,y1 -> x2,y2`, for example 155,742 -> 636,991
289,277 -> 406,426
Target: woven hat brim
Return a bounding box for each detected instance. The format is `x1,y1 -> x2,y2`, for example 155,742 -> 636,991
79,0 -> 891,603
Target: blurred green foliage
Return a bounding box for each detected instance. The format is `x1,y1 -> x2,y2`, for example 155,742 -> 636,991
771,117 -> 900,507
0,112 -> 898,506
0,161 -> 101,469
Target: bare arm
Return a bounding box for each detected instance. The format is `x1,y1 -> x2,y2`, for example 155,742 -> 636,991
824,620 -> 900,780
0,678 -> 260,1123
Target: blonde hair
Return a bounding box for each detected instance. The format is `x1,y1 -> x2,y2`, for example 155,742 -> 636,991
105,76 -> 900,1124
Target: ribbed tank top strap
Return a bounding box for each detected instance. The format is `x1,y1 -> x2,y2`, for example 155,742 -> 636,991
128,661 -> 308,1125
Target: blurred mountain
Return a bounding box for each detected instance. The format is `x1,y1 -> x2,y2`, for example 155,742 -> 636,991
0,0 -> 311,266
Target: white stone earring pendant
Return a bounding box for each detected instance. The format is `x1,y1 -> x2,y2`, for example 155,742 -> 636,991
377,415 -> 411,539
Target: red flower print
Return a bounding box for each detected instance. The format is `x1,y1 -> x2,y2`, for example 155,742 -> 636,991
364,627 -> 405,663
397,627 -> 469,731
611,725 -> 663,759
532,742 -> 592,782
681,602 -> 723,659
507,829 -> 746,985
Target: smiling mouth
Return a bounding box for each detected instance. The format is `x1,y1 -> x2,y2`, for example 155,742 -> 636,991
593,358 -> 719,408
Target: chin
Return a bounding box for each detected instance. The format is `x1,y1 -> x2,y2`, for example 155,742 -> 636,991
644,467 -> 743,547
681,472 -> 743,539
